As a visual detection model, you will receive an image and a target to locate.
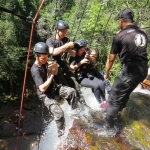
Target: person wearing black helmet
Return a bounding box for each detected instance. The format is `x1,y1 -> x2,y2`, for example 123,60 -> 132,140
46,19 -> 76,86
31,42 -> 79,137
70,39 -> 108,109
46,20 -> 87,106
103,8 -> 148,136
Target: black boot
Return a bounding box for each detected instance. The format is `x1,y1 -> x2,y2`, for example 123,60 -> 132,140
98,123 -> 117,137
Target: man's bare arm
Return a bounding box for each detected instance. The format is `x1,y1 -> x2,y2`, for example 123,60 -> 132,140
65,49 -> 76,57
49,42 -> 74,56
104,54 -> 116,79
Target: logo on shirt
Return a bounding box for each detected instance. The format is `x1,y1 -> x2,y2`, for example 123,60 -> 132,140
134,34 -> 146,47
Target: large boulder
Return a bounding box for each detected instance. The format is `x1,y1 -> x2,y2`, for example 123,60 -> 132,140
57,90 -> 150,150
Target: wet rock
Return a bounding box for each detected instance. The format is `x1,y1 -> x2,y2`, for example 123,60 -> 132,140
57,90 -> 150,150
121,92 -> 150,149
0,89 -> 150,150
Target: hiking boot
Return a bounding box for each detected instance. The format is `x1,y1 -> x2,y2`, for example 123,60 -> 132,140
114,120 -> 122,134
97,124 -> 117,137
79,99 -> 87,106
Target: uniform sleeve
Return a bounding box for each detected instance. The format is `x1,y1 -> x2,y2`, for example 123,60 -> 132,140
46,37 -> 55,48
110,35 -> 121,54
31,68 -> 44,88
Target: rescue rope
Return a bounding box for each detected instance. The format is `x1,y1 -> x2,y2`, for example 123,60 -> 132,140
14,0 -> 45,150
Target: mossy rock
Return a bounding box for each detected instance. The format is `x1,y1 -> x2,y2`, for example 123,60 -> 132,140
121,92 -> 150,149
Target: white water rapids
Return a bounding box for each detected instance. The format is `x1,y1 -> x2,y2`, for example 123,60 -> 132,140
32,86 -> 150,150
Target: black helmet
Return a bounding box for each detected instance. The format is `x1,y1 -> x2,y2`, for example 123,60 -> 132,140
55,20 -> 69,30
74,39 -> 87,49
33,42 -> 49,54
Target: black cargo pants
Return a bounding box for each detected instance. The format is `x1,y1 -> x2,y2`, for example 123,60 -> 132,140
106,62 -> 148,127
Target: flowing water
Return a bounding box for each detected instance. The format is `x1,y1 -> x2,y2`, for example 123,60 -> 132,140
32,87 -> 150,150
0,87 -> 150,150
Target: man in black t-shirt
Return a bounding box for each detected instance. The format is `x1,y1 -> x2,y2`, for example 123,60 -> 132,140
31,42 -> 78,137
46,20 -> 87,105
103,8 -> 148,136
46,20 -> 75,86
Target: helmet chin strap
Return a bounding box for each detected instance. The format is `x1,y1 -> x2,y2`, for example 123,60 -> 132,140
56,30 -> 62,39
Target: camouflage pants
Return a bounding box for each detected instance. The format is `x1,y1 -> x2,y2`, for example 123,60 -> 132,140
42,96 -> 65,131
40,85 -> 78,132
59,86 -> 78,109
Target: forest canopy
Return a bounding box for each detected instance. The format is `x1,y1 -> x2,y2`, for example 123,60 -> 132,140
0,0 -> 150,98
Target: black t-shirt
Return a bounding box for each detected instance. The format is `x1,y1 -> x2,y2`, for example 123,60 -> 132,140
31,63 -> 53,96
110,25 -> 148,64
70,52 -> 86,65
46,36 -> 70,67
70,52 -> 91,77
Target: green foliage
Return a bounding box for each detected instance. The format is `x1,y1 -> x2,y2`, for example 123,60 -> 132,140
0,0 -> 41,96
0,0 -> 150,96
